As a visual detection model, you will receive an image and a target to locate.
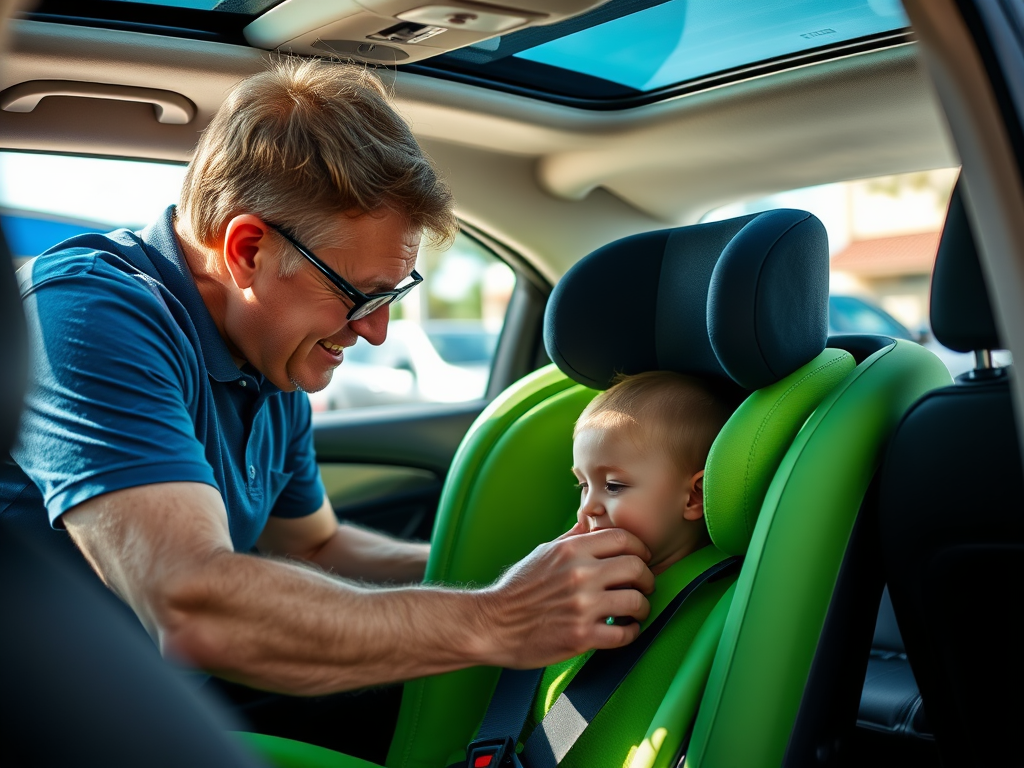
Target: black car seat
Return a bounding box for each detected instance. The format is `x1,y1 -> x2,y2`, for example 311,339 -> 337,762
878,182 -> 1024,768
0,205 -> 264,766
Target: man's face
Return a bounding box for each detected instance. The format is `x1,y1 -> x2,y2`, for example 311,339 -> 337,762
226,208 -> 421,393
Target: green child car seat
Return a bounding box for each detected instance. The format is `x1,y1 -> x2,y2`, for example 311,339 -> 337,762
388,208 -> 857,768
239,208 -> 948,768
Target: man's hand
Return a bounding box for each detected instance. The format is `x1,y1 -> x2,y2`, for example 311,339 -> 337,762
476,528 -> 655,669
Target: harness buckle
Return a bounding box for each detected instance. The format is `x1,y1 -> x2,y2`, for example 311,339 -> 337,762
467,736 -> 521,768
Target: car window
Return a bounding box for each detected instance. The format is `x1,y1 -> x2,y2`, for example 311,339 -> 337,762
828,295 -> 913,339
0,150 -> 517,410
702,168 -> 1010,377
0,151 -> 187,267
312,233 -> 515,412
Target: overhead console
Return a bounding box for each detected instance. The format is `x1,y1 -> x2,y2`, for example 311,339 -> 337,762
244,0 -> 610,63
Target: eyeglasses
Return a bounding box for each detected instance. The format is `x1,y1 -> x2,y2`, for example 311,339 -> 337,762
270,224 -> 423,322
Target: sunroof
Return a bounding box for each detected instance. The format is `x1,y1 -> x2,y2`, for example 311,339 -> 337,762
410,0 -> 911,107
97,0 -> 277,11
26,0 -> 280,43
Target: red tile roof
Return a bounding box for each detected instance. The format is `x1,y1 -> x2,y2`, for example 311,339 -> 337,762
830,231 -> 941,277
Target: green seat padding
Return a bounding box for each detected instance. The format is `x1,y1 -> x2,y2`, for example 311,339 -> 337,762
625,582 -> 738,768
705,349 -> 856,556
686,340 -> 952,768
520,545 -> 736,768
388,364 -> 599,768
236,733 -> 383,768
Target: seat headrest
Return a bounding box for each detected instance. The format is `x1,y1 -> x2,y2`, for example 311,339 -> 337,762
544,209 -> 830,391
930,182 -> 1002,352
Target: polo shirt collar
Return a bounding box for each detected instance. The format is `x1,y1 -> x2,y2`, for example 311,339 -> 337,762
137,206 -> 280,395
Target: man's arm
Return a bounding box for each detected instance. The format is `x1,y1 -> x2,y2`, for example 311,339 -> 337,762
257,497 -> 429,584
64,481 -> 654,696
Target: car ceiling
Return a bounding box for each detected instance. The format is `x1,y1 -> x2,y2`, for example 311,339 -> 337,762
0,18 -> 956,282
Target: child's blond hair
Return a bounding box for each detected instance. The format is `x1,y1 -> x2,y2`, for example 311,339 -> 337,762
575,371 -> 738,473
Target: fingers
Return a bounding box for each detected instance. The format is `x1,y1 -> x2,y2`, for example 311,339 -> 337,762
599,586 -> 651,624
556,520 -> 589,540
596,554 -> 656,595
568,527 -> 652,563
590,620 -> 643,650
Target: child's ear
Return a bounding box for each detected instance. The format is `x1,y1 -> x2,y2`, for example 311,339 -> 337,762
683,469 -> 705,521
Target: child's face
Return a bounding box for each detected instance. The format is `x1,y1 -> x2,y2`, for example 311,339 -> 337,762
572,422 -> 707,575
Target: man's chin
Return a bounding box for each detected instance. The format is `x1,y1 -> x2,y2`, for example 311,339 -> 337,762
288,368 -> 335,394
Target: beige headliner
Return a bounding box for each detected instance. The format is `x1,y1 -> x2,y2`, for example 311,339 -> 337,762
0,19 -> 956,281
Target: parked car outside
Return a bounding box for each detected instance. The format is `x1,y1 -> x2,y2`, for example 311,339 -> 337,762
307,320 -> 495,411
828,293 -> 1008,377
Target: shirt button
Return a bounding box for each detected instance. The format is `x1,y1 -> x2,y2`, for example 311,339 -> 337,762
239,380 -> 247,387
248,465 -> 256,480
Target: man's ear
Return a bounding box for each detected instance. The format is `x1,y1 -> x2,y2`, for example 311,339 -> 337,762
683,469 -> 705,521
222,214 -> 272,290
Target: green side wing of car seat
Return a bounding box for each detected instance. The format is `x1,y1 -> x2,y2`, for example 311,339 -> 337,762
388,364 -> 599,768
236,733 -> 384,768
705,348 -> 857,556
685,340 -> 952,768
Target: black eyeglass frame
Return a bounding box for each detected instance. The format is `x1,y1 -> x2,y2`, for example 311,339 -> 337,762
270,224 -> 423,322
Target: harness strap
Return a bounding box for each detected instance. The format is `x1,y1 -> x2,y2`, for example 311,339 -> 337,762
460,555 -> 741,768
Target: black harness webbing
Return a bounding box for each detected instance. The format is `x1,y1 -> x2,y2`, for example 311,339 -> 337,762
459,556 -> 741,768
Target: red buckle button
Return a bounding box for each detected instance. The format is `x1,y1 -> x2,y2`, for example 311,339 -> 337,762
473,755 -> 493,768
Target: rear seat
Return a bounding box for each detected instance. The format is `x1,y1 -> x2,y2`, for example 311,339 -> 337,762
858,588 -> 931,741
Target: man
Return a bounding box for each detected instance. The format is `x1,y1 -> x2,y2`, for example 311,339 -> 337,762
1,56 -> 654,710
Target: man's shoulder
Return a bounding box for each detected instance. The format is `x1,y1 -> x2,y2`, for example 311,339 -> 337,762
21,229 -> 149,289
19,229 -> 172,313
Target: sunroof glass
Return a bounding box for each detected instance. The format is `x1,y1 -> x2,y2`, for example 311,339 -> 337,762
420,0 -> 910,104
96,0 -> 278,11
517,0 -> 908,92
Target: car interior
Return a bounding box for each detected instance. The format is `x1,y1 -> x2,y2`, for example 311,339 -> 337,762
2,1 -> 1023,768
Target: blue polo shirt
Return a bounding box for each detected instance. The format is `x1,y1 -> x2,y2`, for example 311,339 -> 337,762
1,206 -> 325,552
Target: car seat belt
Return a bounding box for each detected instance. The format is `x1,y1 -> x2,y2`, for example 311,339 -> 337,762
459,556 -> 741,768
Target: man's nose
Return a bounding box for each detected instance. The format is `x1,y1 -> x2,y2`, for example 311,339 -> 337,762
348,304 -> 390,346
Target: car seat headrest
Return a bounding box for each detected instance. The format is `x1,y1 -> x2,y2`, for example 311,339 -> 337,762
544,209 -> 830,391
930,182 -> 1002,352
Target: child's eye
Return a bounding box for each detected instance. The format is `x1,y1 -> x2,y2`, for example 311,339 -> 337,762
606,483 -> 627,494
575,482 -> 588,491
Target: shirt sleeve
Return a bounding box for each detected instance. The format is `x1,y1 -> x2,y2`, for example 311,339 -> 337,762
14,255 -> 218,527
269,392 -> 326,519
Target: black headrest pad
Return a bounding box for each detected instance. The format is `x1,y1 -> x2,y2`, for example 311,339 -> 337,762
930,183 -> 1002,352
708,209 -> 830,389
544,209 -> 829,391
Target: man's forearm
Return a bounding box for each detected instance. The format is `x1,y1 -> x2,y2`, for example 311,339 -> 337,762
66,482 -> 655,698
307,523 -> 429,584
161,549 -> 483,695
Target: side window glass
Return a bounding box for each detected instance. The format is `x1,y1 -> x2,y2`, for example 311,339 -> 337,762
0,151 -> 517,409
703,169 -> 1009,377
0,151 -> 187,267
309,231 -> 516,412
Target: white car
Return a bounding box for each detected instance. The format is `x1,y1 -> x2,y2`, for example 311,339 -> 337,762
307,320 -> 491,411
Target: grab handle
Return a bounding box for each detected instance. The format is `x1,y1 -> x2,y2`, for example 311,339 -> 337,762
0,80 -> 195,125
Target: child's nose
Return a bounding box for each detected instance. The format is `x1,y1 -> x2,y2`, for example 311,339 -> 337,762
579,494 -> 604,522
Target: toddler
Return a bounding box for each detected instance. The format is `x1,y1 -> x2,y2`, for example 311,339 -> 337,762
463,371 -> 739,768
569,370 -> 738,575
